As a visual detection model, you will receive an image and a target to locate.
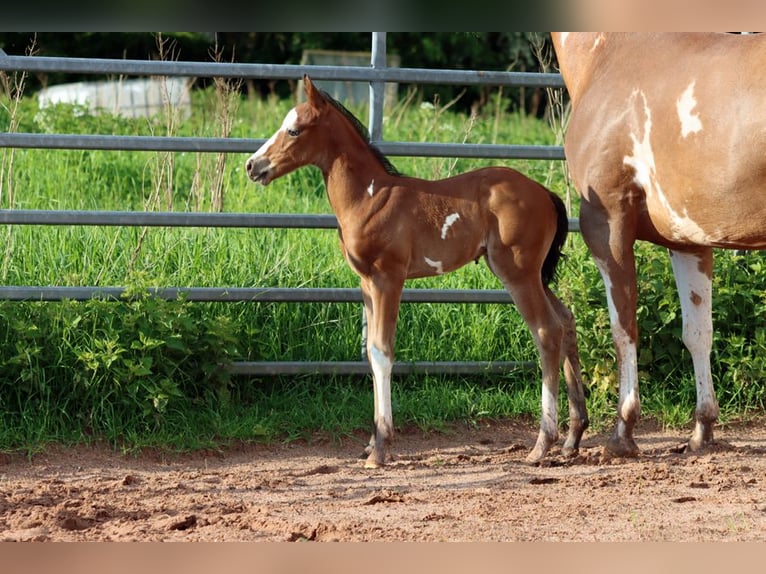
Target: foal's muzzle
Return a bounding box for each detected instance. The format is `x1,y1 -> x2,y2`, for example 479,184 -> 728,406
245,156 -> 272,185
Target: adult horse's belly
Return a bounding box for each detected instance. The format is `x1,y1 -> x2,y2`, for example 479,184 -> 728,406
640,183 -> 766,250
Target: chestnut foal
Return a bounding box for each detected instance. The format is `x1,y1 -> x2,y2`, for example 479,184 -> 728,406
246,75 -> 587,467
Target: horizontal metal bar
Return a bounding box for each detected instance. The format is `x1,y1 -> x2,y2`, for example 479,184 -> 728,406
0,133 -> 565,160
0,286 -> 516,304
0,54 -> 565,87
0,209 -> 580,232
226,360 -> 537,376
381,142 -> 565,161
0,210 -> 338,228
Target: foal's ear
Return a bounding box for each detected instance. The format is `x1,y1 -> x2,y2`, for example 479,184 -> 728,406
303,74 -> 325,109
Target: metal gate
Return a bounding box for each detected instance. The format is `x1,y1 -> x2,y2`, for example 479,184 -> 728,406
0,32 -> 571,376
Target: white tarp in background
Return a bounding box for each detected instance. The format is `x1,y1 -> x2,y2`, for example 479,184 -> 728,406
36,77 -> 192,118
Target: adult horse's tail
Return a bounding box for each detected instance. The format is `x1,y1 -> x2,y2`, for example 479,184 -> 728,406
541,191 -> 569,286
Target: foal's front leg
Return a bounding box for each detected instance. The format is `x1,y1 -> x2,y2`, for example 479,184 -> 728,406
360,275 -> 404,468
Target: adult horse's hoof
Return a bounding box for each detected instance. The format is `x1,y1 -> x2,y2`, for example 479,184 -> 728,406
603,435 -> 640,459
364,448 -> 386,469
687,421 -> 715,453
525,430 -> 556,464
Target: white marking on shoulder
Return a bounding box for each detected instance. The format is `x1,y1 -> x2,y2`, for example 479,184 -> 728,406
367,179 -> 375,197
441,213 -> 460,239
424,257 -> 444,274
677,81 -> 703,138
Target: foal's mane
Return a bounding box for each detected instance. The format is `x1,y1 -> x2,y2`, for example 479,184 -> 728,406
319,89 -> 402,177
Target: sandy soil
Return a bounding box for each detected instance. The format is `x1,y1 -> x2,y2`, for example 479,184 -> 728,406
2,417 -> 766,542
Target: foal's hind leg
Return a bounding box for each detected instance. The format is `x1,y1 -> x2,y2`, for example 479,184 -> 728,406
495,274 -> 565,463
546,288 -> 589,456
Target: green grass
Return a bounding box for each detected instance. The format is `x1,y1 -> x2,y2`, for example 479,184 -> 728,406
1,85 -> 765,454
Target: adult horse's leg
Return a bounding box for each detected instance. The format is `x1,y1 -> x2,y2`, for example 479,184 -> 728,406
359,273 -> 404,468
668,248 -> 718,451
580,200 -> 642,458
545,288 -> 589,456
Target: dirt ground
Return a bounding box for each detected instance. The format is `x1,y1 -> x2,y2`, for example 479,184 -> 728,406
2,416 -> 766,542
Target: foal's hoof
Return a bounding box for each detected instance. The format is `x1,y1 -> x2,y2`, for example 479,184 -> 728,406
560,444 -> 580,459
603,435 -> 640,460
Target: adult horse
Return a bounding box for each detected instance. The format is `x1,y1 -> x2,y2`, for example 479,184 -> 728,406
551,32 -> 766,457
245,75 -> 588,467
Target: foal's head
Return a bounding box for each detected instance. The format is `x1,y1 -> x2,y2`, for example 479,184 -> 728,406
245,75 -> 328,185
246,74 -> 399,185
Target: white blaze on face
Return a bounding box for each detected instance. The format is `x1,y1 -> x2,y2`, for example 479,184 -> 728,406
424,257 -> 444,275
367,179 -> 375,197
440,213 -> 460,240
622,90 -> 711,244
676,81 -> 703,138
252,108 -> 299,159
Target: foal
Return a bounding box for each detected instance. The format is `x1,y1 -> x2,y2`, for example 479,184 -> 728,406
246,75 -> 588,467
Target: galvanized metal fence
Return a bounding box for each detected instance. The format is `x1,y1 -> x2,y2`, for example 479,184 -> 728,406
0,32 -> 571,376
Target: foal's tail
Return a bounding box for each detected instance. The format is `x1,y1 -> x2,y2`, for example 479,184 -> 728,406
541,190 -> 569,286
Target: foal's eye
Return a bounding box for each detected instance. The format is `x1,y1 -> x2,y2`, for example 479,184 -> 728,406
287,128 -> 301,137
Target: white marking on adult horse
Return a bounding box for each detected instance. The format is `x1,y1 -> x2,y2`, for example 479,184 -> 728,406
623,90 -> 657,192
595,255 -> 640,438
441,213 -> 460,239
424,256 -> 444,274
677,82 -> 703,138
367,179 -> 375,197
623,90 -> 712,244
668,250 -> 717,428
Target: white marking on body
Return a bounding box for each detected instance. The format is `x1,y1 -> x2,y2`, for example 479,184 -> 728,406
252,108 -> 298,158
367,179 -> 375,197
591,33 -> 605,50
622,90 -> 712,244
677,82 -> 703,138
541,381 -> 558,435
424,257 -> 444,274
595,257 -> 639,426
440,213 -> 460,239
669,251 -> 716,416
369,345 -> 393,425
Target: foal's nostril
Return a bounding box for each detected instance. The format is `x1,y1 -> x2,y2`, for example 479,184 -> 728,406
246,159 -> 253,174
